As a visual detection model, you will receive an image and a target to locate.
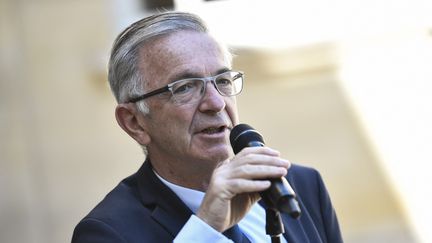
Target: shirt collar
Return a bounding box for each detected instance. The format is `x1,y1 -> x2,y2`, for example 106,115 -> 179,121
153,170 -> 205,213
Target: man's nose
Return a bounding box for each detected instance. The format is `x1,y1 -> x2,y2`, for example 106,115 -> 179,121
198,81 -> 226,113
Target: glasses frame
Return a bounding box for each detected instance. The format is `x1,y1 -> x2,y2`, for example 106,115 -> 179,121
127,70 -> 244,104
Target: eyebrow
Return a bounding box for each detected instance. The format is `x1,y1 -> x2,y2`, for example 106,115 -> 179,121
168,67 -> 231,83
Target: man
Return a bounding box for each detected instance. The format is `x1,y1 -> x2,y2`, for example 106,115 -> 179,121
72,11 -> 343,243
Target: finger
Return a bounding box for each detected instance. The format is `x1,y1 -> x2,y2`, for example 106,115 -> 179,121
233,153 -> 290,168
207,175 -> 272,201
225,179 -> 272,194
230,164 -> 288,180
237,146 -> 280,157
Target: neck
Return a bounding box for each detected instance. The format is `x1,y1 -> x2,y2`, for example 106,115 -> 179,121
149,156 -> 217,192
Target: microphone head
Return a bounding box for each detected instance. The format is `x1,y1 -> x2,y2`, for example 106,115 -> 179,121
230,124 -> 265,154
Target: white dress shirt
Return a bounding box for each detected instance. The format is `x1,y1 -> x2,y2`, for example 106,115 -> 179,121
154,171 -> 288,243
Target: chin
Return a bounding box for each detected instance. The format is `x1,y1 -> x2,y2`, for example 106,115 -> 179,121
191,141 -> 233,162
204,146 -> 233,163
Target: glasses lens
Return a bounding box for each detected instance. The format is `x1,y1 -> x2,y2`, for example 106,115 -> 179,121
170,79 -> 203,104
169,71 -> 243,105
215,71 -> 243,96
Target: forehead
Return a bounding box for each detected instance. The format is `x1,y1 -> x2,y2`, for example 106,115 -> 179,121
138,31 -> 230,87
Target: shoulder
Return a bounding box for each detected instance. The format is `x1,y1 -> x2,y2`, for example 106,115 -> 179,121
72,173 -> 157,242
288,163 -> 320,175
286,164 -> 343,242
286,163 -> 329,210
87,173 -> 144,221
287,163 -> 322,186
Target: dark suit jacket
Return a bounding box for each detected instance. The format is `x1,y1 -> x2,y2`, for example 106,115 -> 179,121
72,161 -> 343,243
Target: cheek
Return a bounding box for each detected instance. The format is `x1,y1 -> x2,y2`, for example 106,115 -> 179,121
161,105 -> 196,132
225,98 -> 240,125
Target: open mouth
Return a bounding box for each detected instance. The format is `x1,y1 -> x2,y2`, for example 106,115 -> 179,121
201,126 -> 226,134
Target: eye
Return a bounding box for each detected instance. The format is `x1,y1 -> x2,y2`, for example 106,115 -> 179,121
215,77 -> 232,86
172,81 -> 198,95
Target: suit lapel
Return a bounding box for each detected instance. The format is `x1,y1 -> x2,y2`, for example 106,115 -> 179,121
281,171 -> 324,243
135,160 -> 193,237
280,211 -> 310,243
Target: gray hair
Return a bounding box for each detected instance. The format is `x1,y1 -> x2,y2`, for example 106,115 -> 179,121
108,11 -> 210,113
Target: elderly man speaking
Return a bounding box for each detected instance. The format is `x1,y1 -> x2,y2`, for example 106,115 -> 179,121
72,11 -> 343,243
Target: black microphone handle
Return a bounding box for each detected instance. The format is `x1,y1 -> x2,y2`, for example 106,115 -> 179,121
247,142 -> 301,218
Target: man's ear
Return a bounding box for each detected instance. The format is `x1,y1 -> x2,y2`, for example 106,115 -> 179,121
115,103 -> 151,145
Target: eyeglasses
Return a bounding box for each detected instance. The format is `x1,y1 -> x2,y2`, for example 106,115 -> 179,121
127,70 -> 244,105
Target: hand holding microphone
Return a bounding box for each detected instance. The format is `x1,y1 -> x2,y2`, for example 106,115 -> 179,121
197,123 -> 300,232
230,124 -> 301,218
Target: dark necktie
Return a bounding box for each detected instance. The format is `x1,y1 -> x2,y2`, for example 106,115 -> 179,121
222,224 -> 251,243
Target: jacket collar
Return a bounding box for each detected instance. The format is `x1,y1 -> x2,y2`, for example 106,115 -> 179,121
135,160 -> 193,237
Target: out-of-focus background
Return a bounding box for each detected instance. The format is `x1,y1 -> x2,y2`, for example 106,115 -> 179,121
1,0 -> 431,242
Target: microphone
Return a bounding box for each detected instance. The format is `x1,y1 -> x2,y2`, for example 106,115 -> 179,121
230,124 -> 301,218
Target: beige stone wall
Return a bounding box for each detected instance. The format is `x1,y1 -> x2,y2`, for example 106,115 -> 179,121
0,1 -> 417,242
1,1 -> 142,242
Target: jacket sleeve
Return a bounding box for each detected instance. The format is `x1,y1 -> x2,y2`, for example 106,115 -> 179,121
72,218 -> 126,243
